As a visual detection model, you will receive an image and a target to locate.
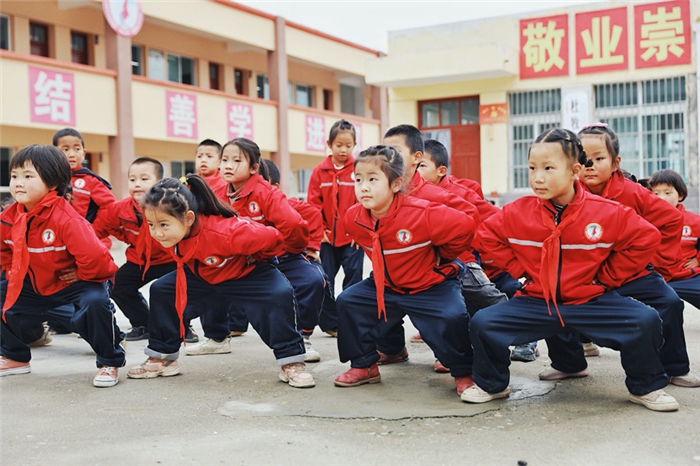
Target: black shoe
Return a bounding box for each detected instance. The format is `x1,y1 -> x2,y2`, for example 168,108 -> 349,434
125,326 -> 149,341
184,327 -> 199,343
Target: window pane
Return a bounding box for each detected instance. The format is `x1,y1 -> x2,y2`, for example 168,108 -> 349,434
257,75 -> 269,100
29,23 -> 48,57
181,57 -> 194,85
0,16 -> 9,51
30,23 -> 46,43
340,84 -> 357,115
171,161 -> 183,179
71,32 -> 88,65
642,77 -> 685,104
167,54 -> 179,82
131,45 -> 142,75
296,84 -> 312,107
461,98 -> 479,124
148,49 -> 165,80
512,125 -> 534,189
441,100 -> 459,126
288,82 -> 294,104
421,102 -> 439,127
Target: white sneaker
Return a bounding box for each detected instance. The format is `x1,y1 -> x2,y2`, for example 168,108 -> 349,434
29,325 -> 52,348
184,337 -> 231,356
303,337 -> 320,362
583,342 -> 600,357
629,389 -> 679,412
93,366 -> 119,388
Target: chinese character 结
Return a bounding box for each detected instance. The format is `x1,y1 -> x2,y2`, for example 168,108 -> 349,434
34,71 -> 72,123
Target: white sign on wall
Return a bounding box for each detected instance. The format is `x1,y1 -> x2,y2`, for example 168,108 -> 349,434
561,86 -> 592,133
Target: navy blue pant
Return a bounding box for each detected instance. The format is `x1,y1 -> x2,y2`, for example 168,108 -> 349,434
320,242 -> 364,292
0,278 -> 125,367
549,273 -> 690,377
227,253 -> 325,336
491,272 -> 522,299
112,261 -> 176,328
470,293 -> 667,396
310,259 -> 338,333
669,275 -> 700,309
145,263 -> 305,365
337,277 -> 473,377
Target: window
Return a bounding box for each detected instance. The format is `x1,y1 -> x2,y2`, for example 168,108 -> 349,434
167,54 -> 195,85
170,161 -> 196,179
1,15 -> 10,51
340,84 -> 358,115
235,68 -> 248,95
594,77 -> 687,178
296,168 -> 313,200
209,62 -> 221,90
70,31 -> 89,65
148,49 -> 165,80
323,89 -> 333,111
419,97 -> 480,128
256,74 -> 269,100
508,89 -> 561,189
131,45 -> 143,75
29,22 -> 49,57
288,82 -> 314,107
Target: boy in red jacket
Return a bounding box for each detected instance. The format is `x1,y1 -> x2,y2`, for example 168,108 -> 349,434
196,139 -> 227,194
1,145 -> 124,387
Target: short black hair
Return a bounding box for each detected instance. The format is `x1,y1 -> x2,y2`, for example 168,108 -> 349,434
10,145 -> 72,197
131,157 -> 164,180
52,128 -> 85,147
648,169 -> 688,201
197,139 -> 222,156
384,124 -> 424,155
261,159 -> 281,186
423,140 -> 449,169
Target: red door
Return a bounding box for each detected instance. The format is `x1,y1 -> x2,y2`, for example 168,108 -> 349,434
450,124 -> 481,184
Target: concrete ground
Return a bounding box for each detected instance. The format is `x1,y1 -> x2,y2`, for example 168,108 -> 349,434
2,247 -> 700,465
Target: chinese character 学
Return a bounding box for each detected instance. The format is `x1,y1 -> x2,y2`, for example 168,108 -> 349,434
640,6 -> 685,62
34,71 -> 72,123
168,94 -> 196,137
581,16 -> 624,67
228,104 -> 253,139
306,116 -> 325,152
522,20 -> 566,72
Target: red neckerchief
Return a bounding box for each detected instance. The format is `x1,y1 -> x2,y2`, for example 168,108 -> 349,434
3,191 -> 63,317
132,200 -> 152,280
538,185 -> 583,327
170,220 -> 202,340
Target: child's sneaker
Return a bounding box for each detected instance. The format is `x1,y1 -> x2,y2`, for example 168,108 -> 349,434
229,330 -> 246,338
460,384 -> 511,403
583,342 -> 600,357
434,359 -> 450,373
629,389 -> 679,412
279,362 -> 315,388
538,367 -> 589,381
184,337 -> 231,355
454,375 -> 474,395
29,326 -> 52,348
334,364 -> 381,387
377,347 -> 409,365
93,366 -> 119,387
324,329 -> 338,338
184,327 -> 199,343
0,357 -> 31,377
125,326 -> 149,341
669,372 -> 700,388
303,337 -> 320,362
127,358 -> 181,379
510,342 -> 539,362
410,332 -> 423,343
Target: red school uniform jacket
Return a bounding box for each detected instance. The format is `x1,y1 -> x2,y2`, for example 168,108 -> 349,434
92,197 -> 173,268
344,194 -> 476,294
307,155 -> 356,247
203,171 -> 227,195
220,174 -> 309,257
0,192 -> 117,300
288,197 -> 324,252
478,184 -> 660,308
437,175 -> 498,223
449,175 -> 485,200
70,168 -> 116,223
583,170 -> 682,282
672,204 -> 700,280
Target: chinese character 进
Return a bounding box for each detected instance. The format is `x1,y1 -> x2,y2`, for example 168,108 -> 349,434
34,71 -> 72,123
640,6 -> 685,62
168,94 -> 196,137
522,20 -> 566,72
580,16 -> 624,67
306,116 -> 325,152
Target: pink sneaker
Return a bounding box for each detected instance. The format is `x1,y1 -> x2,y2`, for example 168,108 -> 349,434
0,356 -> 31,377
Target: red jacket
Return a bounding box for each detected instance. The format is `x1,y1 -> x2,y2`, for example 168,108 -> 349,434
672,204 -> 700,280
583,171 -> 683,282
171,214 -> 284,285
219,174 -> 309,257
449,175 -> 485,199
70,168 -> 116,222
437,175 -> 498,223
204,171 -> 227,194
344,194 -> 476,294
92,197 -> 173,267
288,197 -> 324,252
307,155 -> 357,247
478,184 -> 660,307
0,193 -> 117,297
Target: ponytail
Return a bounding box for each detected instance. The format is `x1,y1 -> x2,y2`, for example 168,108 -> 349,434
143,175 -> 237,219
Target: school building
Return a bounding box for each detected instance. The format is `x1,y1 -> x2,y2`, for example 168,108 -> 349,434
366,0 -> 700,210
0,0 -> 386,200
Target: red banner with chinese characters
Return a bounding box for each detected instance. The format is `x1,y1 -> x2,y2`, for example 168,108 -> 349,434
576,7 -> 628,75
520,14 -> 569,79
634,0 -> 691,69
479,104 -> 508,124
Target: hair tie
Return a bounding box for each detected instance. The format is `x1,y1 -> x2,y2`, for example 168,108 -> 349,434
179,176 -> 188,186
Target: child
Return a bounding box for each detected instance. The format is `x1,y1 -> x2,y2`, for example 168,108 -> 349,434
648,169 -> 700,309
195,139 -> 227,195
464,128 -> 678,412
334,145 -> 477,397
0,145 -> 124,387
550,123 -> 699,386
92,158 -> 175,341
127,175 -> 314,388
193,138 -> 324,361
307,120 -> 364,298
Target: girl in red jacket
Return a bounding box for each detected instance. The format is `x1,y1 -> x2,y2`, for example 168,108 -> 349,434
0,145 -> 124,387
308,120 -> 364,298
649,169 -> 700,309
334,145 -> 477,398
465,128 -> 678,411
127,175 -> 314,388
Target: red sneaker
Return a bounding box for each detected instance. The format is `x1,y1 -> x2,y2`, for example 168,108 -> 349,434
433,359 -> 450,373
334,364 -> 381,387
377,347 -> 409,365
409,332 -> 423,343
454,375 -> 474,395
